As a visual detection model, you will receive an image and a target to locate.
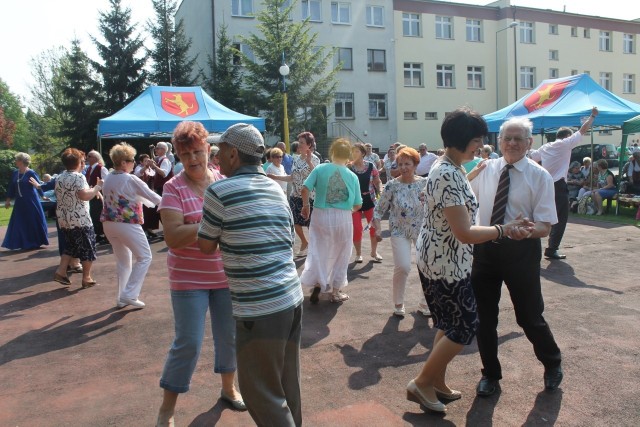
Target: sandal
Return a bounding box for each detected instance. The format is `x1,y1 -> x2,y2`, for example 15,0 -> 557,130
81,280 -> 98,289
67,265 -> 83,274
330,291 -> 350,303
54,273 -> 71,286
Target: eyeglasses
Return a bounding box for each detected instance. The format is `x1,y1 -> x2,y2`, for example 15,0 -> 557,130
272,155 -> 283,158
125,159 -> 135,163
500,136 -> 527,143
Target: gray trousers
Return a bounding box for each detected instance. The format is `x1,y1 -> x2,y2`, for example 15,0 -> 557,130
236,304 -> 302,427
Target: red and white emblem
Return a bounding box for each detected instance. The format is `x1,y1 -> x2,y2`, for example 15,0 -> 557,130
161,92 -> 199,117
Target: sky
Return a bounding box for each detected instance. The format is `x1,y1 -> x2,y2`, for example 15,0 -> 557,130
1,0 -> 638,106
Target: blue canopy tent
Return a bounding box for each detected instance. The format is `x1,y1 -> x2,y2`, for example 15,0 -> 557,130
484,74 -> 640,134
97,86 -> 265,147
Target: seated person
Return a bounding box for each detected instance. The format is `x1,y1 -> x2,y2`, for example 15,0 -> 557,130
566,161 -> 584,201
621,151 -> 640,194
591,159 -> 618,215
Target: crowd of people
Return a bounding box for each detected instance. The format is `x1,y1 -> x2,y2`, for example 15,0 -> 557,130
6,104 -> 626,424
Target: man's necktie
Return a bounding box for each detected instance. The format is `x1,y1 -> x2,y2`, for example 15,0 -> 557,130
490,164 -> 513,226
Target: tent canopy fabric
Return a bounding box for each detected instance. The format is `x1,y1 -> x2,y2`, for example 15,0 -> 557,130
484,74 -> 640,133
98,86 -> 265,138
621,114 -> 640,157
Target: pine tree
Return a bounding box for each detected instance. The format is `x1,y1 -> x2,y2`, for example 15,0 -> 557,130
240,0 -> 338,139
56,39 -> 101,152
92,0 -> 147,115
147,0 -> 200,86
203,24 -> 245,112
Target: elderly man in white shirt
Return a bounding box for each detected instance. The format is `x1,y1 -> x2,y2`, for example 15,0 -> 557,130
528,107 -> 598,260
415,143 -> 438,177
469,116 -> 563,397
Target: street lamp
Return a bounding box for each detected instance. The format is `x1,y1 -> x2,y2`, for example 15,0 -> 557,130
495,21 -> 519,109
279,52 -> 290,153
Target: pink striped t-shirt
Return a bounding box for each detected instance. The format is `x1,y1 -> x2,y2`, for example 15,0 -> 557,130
158,170 -> 228,291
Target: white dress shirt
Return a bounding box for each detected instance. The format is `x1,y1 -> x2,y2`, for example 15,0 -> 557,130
529,131 -> 583,182
87,163 -> 109,180
415,152 -> 438,176
470,156 -> 558,226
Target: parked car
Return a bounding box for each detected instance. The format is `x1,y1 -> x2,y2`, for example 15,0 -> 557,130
570,143 -> 619,169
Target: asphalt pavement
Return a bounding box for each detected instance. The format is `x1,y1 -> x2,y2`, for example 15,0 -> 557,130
0,216 -> 638,426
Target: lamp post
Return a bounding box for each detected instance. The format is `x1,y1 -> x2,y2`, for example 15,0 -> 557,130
495,21 -> 519,109
279,52 -> 290,153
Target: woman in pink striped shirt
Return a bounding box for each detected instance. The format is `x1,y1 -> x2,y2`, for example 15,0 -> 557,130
156,122 -> 245,427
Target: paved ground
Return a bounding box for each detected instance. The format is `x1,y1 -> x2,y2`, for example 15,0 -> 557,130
1,217 -> 639,426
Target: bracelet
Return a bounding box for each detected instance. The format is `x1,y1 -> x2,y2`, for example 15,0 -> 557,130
493,224 -> 503,240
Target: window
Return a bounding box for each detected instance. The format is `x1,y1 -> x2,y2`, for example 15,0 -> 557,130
584,28 -> 590,38
436,16 -> 453,39
335,93 -> 354,119
623,74 -> 635,94
404,63 -> 423,87
549,24 -> 558,35
335,47 -> 353,70
404,112 -> 418,120
402,13 -> 420,37
302,0 -> 322,21
425,112 -> 438,120
467,66 -> 484,89
368,94 -> 387,119
571,69 -> 579,75
280,0 -> 292,19
436,64 -> 455,88
519,22 -> 534,44
520,66 -> 535,89
466,19 -> 482,42
549,50 -> 559,61
367,49 -> 386,71
571,27 -> 578,37
599,31 -> 612,51
623,34 -> 635,54
366,5 -> 384,27
584,70 -> 590,76
549,68 -> 559,78
232,42 -> 255,65
232,0 -> 253,16
331,2 -> 350,24
599,72 -> 612,90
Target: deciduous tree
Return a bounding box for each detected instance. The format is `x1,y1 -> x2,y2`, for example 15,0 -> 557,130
203,24 -> 245,112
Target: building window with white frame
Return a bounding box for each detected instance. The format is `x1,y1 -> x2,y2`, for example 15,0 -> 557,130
549,68 -> 559,78
623,74 -> 635,94
623,34 -> 635,54
571,69 -> 579,75
368,94 -> 387,119
467,66 -> 484,89
280,0 -> 292,19
436,16 -> 453,39
232,42 -> 255,65
436,64 -> 455,88
331,2 -> 350,24
366,5 -> 384,27
232,0 -> 253,16
404,112 -> 418,120
549,50 -> 559,60
404,63 -> 423,87
599,72 -> 612,90
302,0 -> 322,21
367,49 -> 386,71
466,19 -> 482,42
425,112 -> 438,120
549,24 -> 558,35
571,27 -> 578,37
519,22 -> 534,44
335,93 -> 354,119
520,66 -> 535,89
599,31 -> 612,52
335,47 -> 353,70
584,28 -> 590,38
402,13 -> 420,37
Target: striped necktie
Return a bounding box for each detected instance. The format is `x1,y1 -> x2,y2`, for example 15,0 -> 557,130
490,164 -> 514,226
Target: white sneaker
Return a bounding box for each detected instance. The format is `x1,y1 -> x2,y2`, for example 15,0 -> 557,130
394,305 -> 406,317
355,255 -> 363,263
417,304 -> 431,316
118,297 -> 146,308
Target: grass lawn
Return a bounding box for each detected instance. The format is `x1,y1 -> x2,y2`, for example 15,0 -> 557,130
570,200 -> 639,227
0,207 -> 11,227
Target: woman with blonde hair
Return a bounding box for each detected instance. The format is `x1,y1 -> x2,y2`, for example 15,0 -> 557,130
266,146 -> 287,193
100,143 -> 162,308
300,138 -> 362,303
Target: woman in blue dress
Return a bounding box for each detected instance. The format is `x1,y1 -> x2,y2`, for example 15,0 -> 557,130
2,152 -> 49,250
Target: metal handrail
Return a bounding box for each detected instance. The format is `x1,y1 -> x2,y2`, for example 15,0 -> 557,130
330,121 -> 366,144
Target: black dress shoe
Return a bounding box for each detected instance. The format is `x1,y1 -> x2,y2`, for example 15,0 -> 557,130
544,365 -> 563,390
476,376 -> 499,396
544,250 -> 567,260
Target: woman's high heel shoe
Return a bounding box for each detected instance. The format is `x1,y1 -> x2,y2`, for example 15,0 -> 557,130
406,380 -> 446,413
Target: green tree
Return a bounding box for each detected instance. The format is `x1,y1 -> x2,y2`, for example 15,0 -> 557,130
0,149 -> 18,198
28,46 -> 68,125
92,0 -> 147,115
203,24 -> 245,112
0,79 -> 31,152
147,0 -> 200,86
56,39 -> 102,152
240,0 -> 338,139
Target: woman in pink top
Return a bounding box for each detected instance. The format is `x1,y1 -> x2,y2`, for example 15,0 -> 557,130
156,122 -> 245,427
